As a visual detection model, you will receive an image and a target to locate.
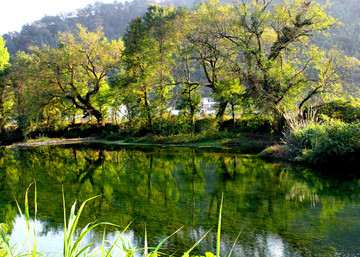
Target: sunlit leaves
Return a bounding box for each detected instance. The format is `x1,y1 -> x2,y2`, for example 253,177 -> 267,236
28,25 -> 123,124
0,36 -> 9,71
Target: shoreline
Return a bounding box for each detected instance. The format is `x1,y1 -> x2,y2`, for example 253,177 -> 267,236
5,133 -> 276,154
6,137 -> 98,147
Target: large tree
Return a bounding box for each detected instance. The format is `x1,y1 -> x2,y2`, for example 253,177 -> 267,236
213,0 -> 340,131
0,36 -> 10,133
0,36 -> 9,71
29,25 -> 123,124
187,0 -> 238,122
119,5 -> 180,128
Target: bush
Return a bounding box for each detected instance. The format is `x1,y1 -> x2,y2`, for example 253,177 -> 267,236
316,100 -> 360,123
283,119 -> 360,166
231,114 -> 271,133
195,117 -> 219,133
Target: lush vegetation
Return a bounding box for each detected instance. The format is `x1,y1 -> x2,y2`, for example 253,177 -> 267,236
261,111 -> 360,167
0,0 -> 359,167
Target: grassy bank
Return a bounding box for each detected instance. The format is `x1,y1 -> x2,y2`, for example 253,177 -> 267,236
4,115 -> 276,153
100,131 -> 275,152
260,118 -> 360,169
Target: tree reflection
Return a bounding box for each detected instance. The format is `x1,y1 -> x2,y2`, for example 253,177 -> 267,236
1,144 -> 360,255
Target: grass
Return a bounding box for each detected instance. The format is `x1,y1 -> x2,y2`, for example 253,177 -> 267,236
260,113 -> 360,169
95,131 -> 275,155
1,185 -> 241,257
24,135 -> 55,143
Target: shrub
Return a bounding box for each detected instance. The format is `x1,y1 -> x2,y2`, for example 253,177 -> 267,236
195,117 -> 219,133
316,100 -> 360,123
283,119 -> 360,166
233,114 -> 271,133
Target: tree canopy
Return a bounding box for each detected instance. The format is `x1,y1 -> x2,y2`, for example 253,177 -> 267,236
0,36 -> 9,71
0,0 -> 359,141
28,25 -> 123,124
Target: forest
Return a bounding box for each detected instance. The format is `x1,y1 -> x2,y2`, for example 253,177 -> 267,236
0,0 -> 360,167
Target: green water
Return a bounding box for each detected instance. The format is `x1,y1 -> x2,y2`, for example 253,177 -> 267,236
1,143 -> 360,256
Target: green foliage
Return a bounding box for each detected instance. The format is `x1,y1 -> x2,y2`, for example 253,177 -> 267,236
0,36 -> 11,135
0,223 -> 13,256
316,100 -> 360,123
2,0 -> 357,143
232,114 -> 271,133
283,119 -> 360,166
0,36 -> 9,71
195,117 -> 219,133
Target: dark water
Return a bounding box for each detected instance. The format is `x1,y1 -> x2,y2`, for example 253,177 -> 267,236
1,143 -> 360,256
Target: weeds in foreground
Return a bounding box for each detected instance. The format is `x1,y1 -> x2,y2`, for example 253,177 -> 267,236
1,186 -> 240,257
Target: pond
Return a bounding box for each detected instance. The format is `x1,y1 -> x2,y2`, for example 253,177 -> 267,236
1,143 -> 360,256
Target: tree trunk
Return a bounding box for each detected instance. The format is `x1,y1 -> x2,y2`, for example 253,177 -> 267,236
90,108 -> 103,125
216,100 -> 229,124
190,105 -> 196,134
271,107 -> 285,135
144,89 -> 153,129
231,102 -> 236,127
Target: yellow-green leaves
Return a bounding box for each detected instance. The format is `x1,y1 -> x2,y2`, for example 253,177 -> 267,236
0,36 -> 9,71
28,25 -> 123,124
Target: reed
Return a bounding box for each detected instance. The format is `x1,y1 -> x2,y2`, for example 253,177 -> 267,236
1,187 -> 240,257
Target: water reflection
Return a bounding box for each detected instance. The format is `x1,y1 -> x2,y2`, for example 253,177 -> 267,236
1,144 -> 360,256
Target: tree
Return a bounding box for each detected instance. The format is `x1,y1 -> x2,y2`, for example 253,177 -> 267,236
0,36 -> 10,133
187,0 -> 237,122
119,6 -> 180,129
143,5 -> 179,120
171,7 -> 203,131
216,0 -> 339,131
10,51 -> 59,135
120,17 -> 155,128
294,47 -> 355,113
29,25 -> 123,124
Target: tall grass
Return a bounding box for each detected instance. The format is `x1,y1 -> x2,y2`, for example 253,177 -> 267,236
0,224 -> 14,256
0,182 -> 38,257
1,187 -> 239,257
283,113 -> 360,166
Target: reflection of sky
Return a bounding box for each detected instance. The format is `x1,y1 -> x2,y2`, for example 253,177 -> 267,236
9,216 -> 63,256
9,215 -> 138,257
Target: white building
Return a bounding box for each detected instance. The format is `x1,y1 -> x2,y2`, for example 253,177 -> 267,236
199,97 -> 217,116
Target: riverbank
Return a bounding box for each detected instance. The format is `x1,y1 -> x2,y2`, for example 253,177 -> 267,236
6,132 -> 277,154
8,137 -> 97,147
259,120 -> 360,172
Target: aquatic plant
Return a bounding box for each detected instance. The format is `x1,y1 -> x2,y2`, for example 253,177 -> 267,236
1,186 -> 240,257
